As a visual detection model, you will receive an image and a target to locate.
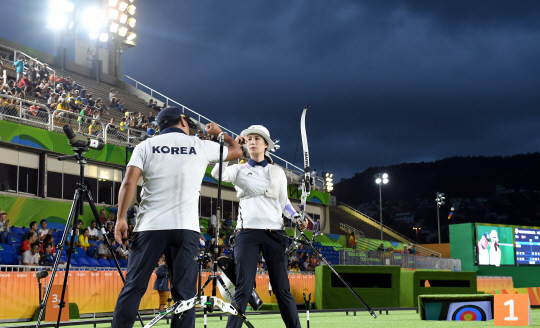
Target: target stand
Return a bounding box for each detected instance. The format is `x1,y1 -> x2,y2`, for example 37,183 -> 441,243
418,294 -> 494,321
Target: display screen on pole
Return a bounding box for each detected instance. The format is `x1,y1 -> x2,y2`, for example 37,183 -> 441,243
515,227 -> 540,265
476,224 -> 515,266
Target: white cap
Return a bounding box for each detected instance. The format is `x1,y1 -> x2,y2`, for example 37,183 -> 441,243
200,225 -> 205,230
240,125 -> 274,151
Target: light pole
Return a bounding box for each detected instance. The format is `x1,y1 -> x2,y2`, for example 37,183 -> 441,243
435,192 -> 445,244
413,227 -> 421,243
374,173 -> 389,241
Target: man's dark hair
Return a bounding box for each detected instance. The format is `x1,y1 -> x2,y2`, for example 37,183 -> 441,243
30,242 -> 40,249
30,221 -> 37,229
25,231 -> 34,241
40,219 -> 47,225
91,220 -> 96,224
82,228 -> 88,234
44,243 -> 52,251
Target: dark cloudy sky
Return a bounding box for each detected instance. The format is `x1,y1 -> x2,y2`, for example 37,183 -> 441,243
4,1 -> 540,181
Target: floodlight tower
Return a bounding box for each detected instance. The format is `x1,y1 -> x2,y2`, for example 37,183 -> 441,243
374,173 -> 389,241
323,172 -> 333,193
435,192 -> 445,244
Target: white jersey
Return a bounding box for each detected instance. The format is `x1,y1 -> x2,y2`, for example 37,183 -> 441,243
128,128 -> 227,232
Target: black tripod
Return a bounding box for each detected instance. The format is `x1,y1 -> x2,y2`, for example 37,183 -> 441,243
35,147 -> 144,328
143,134 -> 254,328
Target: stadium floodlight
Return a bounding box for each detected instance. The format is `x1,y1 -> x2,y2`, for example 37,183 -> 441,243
99,32 -> 109,42
127,17 -> 136,28
119,13 -> 128,24
47,12 -> 68,30
118,1 -> 129,12
127,32 -> 137,41
65,1 -> 74,12
118,26 -> 128,37
109,9 -> 119,20
323,172 -> 334,193
374,173 -> 389,241
127,5 -> 136,15
110,22 -> 119,33
435,191 -> 445,244
89,30 -> 99,39
109,0 -> 119,7
81,7 -> 105,30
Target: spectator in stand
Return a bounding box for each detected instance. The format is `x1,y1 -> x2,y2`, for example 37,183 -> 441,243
307,264 -> 314,272
66,228 -> 82,248
108,212 -> 117,225
119,117 -> 127,131
22,242 -> 41,266
148,112 -> 155,122
20,230 -> 37,254
40,234 -> 56,254
95,98 -> 110,116
116,99 -> 124,111
109,88 -> 118,102
349,232 -> 356,250
147,99 -> 154,108
377,243 -> 385,252
147,123 -> 155,136
89,120 -> 102,137
0,210 -> 9,244
18,73 -> 34,96
67,97 -> 79,112
75,96 -> 83,107
88,95 -> 95,107
28,221 -> 38,238
116,238 -> 130,260
47,93 -> 59,109
98,235 -> 115,259
37,219 -> 49,242
99,209 -> 107,224
127,223 -> 134,241
29,66 -> 38,83
402,246 -> 409,254
14,57 -> 24,81
154,256 -> 169,314
41,243 -> 65,266
79,228 -> 95,251
291,262 -> 301,272
82,94 -> 89,106
409,244 -> 417,255
209,213 -> 217,237
195,130 -> 202,138
92,108 -> 101,121
38,64 -> 50,81
111,97 -> 119,109
88,220 -> 101,242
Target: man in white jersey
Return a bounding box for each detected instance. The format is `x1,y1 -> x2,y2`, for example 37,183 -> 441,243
112,107 -> 242,328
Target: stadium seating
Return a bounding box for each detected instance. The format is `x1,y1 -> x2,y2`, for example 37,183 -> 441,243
87,258 -> 100,267
99,258 -> 112,268
0,244 -> 14,264
75,256 -> 90,267
7,234 -> 21,245
11,242 -> 21,255
10,227 -> 24,237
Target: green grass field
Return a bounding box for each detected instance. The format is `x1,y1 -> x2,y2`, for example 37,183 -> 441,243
6,309 -> 540,328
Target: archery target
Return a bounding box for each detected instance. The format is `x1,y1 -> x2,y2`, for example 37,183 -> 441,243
446,301 -> 492,321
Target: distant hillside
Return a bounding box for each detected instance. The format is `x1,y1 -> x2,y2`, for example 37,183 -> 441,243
334,153 -> 540,205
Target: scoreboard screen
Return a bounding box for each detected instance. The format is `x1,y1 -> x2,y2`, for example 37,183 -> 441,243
515,228 -> 540,265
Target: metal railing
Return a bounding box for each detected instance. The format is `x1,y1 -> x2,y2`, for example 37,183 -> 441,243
339,222 -> 365,238
339,249 -> 461,270
339,202 -> 415,243
51,109 -> 98,136
123,75 -> 237,138
338,203 -> 442,256
104,122 -> 151,148
14,50 -> 56,89
0,264 -> 121,272
0,94 -> 51,129
122,75 -> 326,190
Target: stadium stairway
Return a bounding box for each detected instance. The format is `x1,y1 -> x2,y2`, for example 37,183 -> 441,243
329,205 -> 411,243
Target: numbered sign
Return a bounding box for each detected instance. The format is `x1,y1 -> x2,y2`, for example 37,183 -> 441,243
494,294 -> 532,326
45,285 -> 69,322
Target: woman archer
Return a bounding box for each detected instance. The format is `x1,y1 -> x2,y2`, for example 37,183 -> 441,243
211,125 -> 305,328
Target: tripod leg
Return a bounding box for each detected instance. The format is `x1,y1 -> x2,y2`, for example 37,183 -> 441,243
35,189 -> 81,328
83,188 -> 145,327
297,228 -> 377,319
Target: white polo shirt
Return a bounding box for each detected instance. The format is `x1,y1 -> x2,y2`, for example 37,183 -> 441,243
127,128 -> 227,232
212,159 -> 297,230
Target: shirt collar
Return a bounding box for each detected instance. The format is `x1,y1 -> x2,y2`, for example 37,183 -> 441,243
160,127 -> 187,135
248,158 -> 268,167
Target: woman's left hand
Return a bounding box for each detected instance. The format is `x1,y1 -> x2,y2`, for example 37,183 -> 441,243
296,216 -> 308,231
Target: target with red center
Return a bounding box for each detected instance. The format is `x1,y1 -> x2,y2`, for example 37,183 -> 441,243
451,305 -> 486,321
